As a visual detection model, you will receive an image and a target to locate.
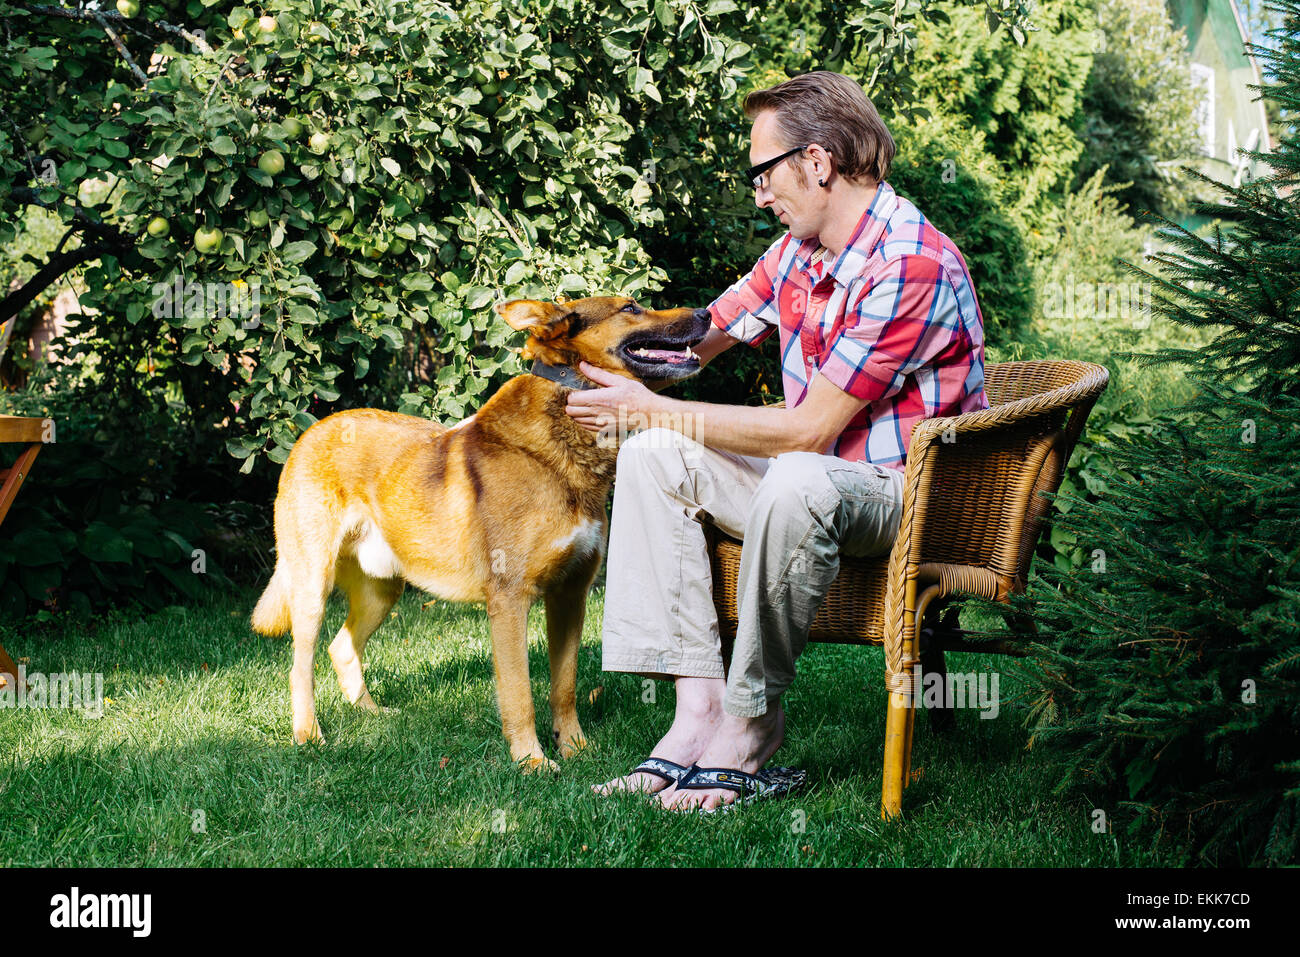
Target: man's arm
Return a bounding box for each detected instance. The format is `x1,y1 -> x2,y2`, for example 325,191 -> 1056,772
570,363 -> 867,459
570,251 -> 965,458
693,324 -> 740,368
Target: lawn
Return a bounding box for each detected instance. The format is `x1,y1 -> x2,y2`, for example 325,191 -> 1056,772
0,586 -> 1180,867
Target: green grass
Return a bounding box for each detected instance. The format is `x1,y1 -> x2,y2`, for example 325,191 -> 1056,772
0,587 -> 1180,867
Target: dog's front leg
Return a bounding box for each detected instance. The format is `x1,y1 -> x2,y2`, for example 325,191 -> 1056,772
486,590 -> 556,772
544,578 -> 593,759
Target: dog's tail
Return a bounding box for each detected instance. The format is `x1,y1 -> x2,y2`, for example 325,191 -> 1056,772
251,565 -> 292,636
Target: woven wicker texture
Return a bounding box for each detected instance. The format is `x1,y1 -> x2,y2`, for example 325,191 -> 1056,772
705,360 -> 1109,660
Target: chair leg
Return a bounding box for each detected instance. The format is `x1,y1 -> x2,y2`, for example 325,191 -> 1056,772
919,637 -> 955,734
920,605 -> 960,734
881,688 -> 913,820
883,589 -> 924,818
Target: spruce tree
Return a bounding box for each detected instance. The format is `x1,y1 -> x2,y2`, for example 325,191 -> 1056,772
1019,2 -> 1300,865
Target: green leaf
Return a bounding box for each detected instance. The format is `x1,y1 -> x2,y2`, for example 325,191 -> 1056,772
8,527 -> 64,566
281,241 -> 316,264
80,522 -> 134,564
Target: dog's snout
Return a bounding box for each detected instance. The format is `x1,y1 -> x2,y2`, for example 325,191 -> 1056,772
693,308 -> 711,323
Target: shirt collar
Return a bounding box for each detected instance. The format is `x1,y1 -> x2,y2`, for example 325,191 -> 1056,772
791,181 -> 897,287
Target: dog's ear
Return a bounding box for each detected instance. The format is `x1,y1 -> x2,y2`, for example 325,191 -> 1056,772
495,299 -> 567,335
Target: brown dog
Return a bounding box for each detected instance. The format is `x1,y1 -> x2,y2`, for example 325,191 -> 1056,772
251,297 -> 711,769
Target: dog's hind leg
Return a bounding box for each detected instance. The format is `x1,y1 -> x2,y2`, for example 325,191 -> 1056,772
330,557 -> 404,714
544,573 -> 596,759
289,574 -> 331,745
486,589 -> 556,772
286,553 -> 335,748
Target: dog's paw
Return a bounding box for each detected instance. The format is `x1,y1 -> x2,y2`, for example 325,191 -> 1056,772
555,730 -> 588,759
516,754 -> 561,774
292,721 -> 326,746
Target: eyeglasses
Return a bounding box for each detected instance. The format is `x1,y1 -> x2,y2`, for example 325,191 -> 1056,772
744,145 -> 807,191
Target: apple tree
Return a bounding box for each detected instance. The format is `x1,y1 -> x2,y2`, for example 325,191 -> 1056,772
2,0 -> 1032,471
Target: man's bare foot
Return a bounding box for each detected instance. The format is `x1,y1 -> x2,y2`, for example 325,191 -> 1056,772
593,677 -> 725,796
657,703 -> 785,812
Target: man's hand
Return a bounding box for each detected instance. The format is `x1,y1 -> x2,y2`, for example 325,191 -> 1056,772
565,362 -> 658,434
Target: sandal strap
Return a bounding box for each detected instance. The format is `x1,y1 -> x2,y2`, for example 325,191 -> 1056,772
631,757 -> 692,784
676,765 -> 766,797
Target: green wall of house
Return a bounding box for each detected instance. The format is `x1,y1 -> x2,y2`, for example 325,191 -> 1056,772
1165,0 -> 1272,228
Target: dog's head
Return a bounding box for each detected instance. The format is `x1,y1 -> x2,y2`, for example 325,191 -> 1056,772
495,296 -> 712,385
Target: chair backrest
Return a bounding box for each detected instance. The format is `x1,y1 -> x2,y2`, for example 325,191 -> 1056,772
904,360 -> 1109,596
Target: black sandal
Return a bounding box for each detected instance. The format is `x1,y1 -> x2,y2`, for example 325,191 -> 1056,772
597,757 -> 692,794
629,757 -> 692,785
671,764 -> 807,812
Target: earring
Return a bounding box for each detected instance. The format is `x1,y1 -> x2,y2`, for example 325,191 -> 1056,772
818,178 -> 828,188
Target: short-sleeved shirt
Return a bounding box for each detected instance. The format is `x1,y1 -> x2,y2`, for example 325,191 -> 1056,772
708,181 -> 989,471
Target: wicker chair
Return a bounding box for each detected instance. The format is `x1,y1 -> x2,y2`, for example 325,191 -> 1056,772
704,360 -> 1110,819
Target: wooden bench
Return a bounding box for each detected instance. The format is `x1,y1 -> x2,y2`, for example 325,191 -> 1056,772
0,414 -> 48,690
705,359 -> 1110,819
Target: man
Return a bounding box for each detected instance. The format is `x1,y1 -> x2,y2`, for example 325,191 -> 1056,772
565,71 -> 988,811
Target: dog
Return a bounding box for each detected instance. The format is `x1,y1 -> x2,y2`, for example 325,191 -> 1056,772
251,296 -> 712,769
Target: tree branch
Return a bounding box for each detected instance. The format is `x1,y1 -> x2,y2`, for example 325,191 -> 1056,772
1,187 -> 135,324
91,10 -> 150,87
454,162 -> 531,254
0,243 -> 111,325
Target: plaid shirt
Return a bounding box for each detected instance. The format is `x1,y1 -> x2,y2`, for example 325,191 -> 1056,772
708,181 -> 988,471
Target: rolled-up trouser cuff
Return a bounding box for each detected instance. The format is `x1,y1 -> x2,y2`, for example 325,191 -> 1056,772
602,653 -> 725,680
722,690 -> 773,718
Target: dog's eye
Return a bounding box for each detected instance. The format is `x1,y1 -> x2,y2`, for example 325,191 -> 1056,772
621,304 -> 639,313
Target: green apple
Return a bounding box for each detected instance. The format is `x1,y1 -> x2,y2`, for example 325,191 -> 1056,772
194,226 -> 224,254
258,15 -> 278,33
248,208 -> 270,228
258,149 -> 285,176
116,0 -> 140,18
477,69 -> 500,96
308,131 -> 331,155
146,216 -> 170,238
387,237 -> 408,256
281,116 -> 304,138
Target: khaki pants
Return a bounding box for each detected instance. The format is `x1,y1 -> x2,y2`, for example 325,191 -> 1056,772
601,428 -> 905,717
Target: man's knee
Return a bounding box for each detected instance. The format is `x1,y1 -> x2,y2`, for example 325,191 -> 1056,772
615,427 -> 698,486
618,426 -> 678,461
748,451 -> 836,525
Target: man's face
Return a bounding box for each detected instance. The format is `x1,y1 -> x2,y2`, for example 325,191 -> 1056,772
749,109 -> 825,241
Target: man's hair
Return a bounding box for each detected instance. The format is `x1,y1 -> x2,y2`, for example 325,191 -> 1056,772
744,71 -> 895,186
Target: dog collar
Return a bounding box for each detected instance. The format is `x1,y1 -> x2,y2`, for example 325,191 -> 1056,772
529,358 -> 593,391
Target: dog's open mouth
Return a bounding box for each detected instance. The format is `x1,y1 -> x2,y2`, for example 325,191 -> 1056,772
616,310 -> 714,381
618,336 -> 704,379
